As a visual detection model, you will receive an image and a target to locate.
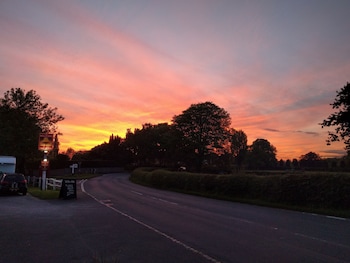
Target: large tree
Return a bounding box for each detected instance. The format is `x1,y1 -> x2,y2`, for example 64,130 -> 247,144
320,82 -> 350,151
299,151 -> 326,169
246,138 -> 277,170
172,101 -> 231,171
123,123 -> 180,167
300,151 -> 321,161
230,129 -> 247,170
0,88 -> 64,172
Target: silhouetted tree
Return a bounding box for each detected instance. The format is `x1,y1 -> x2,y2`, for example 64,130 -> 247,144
285,159 -> 291,169
320,82 -> 350,151
50,153 -> 70,169
292,158 -> 299,169
278,159 -> 285,168
87,134 -> 131,166
300,152 -> 321,161
71,150 -> 90,161
89,143 -> 110,160
65,148 -> 76,160
51,134 -> 60,158
230,129 -> 247,170
123,123 -> 179,167
172,102 -> 231,171
1,88 -> 64,133
299,151 -> 326,169
0,88 -> 64,172
246,138 -> 277,170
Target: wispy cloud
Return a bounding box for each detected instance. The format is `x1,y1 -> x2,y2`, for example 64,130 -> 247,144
263,128 -> 281,133
295,131 -> 319,136
1,0 -> 349,159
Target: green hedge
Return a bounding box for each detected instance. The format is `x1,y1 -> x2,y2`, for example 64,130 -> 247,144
130,168 -> 350,210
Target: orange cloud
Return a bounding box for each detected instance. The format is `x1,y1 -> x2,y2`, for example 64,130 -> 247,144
1,1 -> 349,160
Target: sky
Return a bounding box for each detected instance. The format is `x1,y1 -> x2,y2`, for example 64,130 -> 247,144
1,0 -> 349,160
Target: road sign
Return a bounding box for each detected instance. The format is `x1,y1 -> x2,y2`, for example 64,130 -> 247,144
41,160 -> 49,170
38,133 -> 54,151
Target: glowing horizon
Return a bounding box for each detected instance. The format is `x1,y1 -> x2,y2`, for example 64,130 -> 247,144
1,1 -> 349,160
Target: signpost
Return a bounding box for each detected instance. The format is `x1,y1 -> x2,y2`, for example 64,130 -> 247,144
70,163 -> 78,174
38,133 -> 54,190
38,133 -> 54,152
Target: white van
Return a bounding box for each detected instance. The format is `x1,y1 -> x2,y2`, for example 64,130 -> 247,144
0,156 -> 16,173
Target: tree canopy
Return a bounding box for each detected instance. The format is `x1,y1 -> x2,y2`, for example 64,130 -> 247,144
0,88 -> 64,172
63,99 -> 350,172
1,88 -> 64,133
172,102 -> 231,171
123,123 -> 178,166
320,82 -> 350,151
300,152 -> 321,161
246,138 -> 277,169
299,151 -> 326,169
230,129 -> 247,170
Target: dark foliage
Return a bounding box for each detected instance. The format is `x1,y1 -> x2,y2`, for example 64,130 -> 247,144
321,82 -> 350,151
246,139 -> 277,169
0,88 -> 64,172
131,168 -> 350,211
172,102 -> 231,171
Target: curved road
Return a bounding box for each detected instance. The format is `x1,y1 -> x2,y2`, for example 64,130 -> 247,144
1,173 -> 350,263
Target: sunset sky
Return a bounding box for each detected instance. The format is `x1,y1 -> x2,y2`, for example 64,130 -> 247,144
1,0 -> 349,160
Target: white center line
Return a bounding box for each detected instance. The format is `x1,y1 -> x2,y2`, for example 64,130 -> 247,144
151,197 -> 178,205
131,190 -> 143,195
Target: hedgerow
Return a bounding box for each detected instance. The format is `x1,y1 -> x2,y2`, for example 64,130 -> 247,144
130,168 -> 350,210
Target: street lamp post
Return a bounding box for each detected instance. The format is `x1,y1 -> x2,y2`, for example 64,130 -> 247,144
41,150 -> 48,190
38,133 -> 54,191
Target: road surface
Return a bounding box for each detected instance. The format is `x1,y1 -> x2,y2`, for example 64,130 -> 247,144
1,173 -> 349,263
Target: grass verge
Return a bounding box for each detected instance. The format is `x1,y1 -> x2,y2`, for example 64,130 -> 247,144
28,187 -> 60,199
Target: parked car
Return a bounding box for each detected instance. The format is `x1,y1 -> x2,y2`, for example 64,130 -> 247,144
0,173 -> 27,195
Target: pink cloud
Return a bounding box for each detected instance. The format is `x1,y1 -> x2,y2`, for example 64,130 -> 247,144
1,1 -> 349,160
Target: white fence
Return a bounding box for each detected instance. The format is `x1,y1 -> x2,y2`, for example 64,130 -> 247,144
46,178 -> 62,190
27,176 -> 62,190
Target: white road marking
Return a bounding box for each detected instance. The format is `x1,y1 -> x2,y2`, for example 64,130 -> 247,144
294,232 -> 328,243
131,190 -> 143,196
81,180 -> 221,263
101,200 -> 113,206
302,212 -> 347,221
325,215 -> 347,221
294,232 -> 350,249
151,197 -> 178,205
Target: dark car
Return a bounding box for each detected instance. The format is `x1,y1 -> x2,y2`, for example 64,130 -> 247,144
0,173 -> 27,195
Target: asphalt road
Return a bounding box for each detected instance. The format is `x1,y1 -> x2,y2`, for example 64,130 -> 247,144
1,173 -> 349,263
